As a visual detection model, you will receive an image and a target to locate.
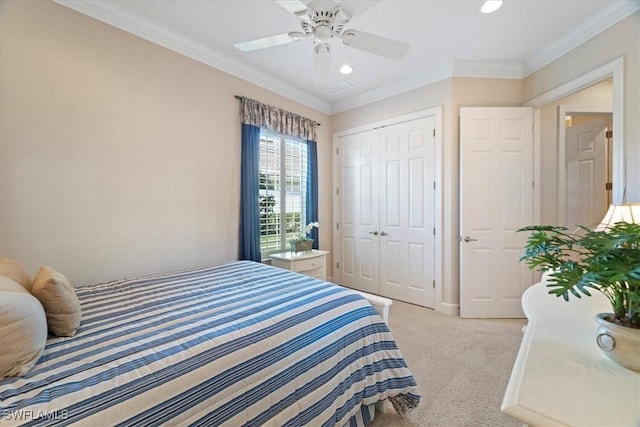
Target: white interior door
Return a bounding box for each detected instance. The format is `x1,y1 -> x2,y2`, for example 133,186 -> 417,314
565,118 -> 608,229
339,129 -> 380,295
379,118 -> 435,307
460,107 -> 534,318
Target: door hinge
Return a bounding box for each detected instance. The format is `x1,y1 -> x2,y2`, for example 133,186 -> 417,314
336,188 -> 339,196
336,262 -> 340,270
605,130 -> 613,139
433,227 -> 436,235
432,280 -> 435,289
336,222 -> 340,230
606,182 -> 613,190
433,128 -> 436,137
336,147 -> 340,155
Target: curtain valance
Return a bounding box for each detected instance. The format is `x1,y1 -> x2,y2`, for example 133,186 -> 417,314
240,97 -> 317,141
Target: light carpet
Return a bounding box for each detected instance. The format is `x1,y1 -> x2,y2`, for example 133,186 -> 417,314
371,300 -> 527,427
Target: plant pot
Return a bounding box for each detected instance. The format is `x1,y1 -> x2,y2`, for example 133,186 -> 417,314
595,313 -> 640,371
291,239 -> 313,253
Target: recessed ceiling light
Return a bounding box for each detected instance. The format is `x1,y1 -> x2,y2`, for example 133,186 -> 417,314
339,64 -> 353,75
481,0 -> 503,14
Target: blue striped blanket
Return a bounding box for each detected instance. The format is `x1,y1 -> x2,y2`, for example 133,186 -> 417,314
0,261 -> 419,426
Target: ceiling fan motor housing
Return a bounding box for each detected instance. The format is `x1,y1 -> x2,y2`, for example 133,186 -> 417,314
299,2 -> 349,43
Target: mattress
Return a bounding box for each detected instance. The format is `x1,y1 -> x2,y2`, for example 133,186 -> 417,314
0,261 -> 419,426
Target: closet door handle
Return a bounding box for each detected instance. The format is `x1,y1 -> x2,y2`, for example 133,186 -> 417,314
380,231 -> 389,236
463,236 -> 478,242
369,231 -> 379,236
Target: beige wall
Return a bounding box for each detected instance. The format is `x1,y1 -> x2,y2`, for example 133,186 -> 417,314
524,12 -> 640,203
0,0 -> 331,285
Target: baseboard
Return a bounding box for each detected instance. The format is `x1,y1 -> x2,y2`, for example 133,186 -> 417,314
437,302 -> 460,316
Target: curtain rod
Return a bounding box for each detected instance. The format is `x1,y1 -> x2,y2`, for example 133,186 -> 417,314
235,95 -> 321,127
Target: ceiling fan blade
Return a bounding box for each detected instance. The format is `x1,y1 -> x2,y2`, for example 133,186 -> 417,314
341,30 -> 410,61
275,0 -> 308,14
314,44 -> 332,84
234,33 -> 294,52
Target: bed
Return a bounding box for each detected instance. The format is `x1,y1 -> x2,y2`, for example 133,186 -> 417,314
0,261 -> 419,426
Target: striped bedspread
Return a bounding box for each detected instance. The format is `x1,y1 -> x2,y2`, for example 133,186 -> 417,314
0,261 -> 419,426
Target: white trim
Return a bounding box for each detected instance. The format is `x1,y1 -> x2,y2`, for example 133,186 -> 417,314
452,60 -> 524,79
332,107 -> 445,313
523,1 -> 640,76
557,105 -> 613,227
437,302 -> 460,317
526,57 -> 625,205
533,108 -> 541,225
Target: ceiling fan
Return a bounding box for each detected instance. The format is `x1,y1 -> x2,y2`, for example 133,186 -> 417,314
234,0 -> 410,83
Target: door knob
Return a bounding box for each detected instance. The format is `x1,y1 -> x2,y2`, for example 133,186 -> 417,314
369,231 -> 379,236
380,231 -> 389,236
463,236 -> 478,242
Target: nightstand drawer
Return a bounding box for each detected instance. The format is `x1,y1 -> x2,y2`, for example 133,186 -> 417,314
269,250 -> 329,281
305,266 -> 324,279
292,257 -> 324,273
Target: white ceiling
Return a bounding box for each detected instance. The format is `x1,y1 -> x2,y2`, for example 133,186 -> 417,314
57,0 -> 639,114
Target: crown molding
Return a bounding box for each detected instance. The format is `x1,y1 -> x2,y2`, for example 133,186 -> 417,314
53,0 -> 639,115
53,0 -> 333,114
331,63 -> 453,113
523,0 -> 640,76
451,60 -> 524,79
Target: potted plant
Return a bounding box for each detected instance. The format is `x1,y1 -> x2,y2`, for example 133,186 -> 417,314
290,222 -> 319,253
518,221 -> 640,371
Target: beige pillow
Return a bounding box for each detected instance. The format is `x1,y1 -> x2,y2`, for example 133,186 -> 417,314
0,276 -> 48,377
31,266 -> 81,337
0,257 -> 33,292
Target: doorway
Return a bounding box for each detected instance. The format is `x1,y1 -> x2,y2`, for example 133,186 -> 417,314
525,57 -> 624,225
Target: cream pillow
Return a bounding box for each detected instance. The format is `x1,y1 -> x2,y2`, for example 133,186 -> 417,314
0,257 -> 33,292
31,266 -> 81,337
0,276 -> 48,377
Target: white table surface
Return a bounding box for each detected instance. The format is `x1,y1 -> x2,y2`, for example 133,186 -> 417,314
501,278 -> 640,426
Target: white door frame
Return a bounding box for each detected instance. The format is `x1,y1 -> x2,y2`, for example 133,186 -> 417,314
332,106 -> 444,312
557,105 -> 613,227
525,56 -> 625,224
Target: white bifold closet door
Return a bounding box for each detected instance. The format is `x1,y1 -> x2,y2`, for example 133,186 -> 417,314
337,116 -> 436,308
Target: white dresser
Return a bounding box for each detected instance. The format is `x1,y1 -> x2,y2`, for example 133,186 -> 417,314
501,275 -> 640,426
269,250 -> 329,280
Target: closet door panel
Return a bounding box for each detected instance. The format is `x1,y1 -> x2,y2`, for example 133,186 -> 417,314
379,117 -> 436,307
338,129 -> 380,295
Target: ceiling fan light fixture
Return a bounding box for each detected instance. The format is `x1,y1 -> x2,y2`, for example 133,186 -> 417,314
315,25 -> 332,42
339,64 -> 353,74
481,0 -> 503,14
314,43 -> 331,55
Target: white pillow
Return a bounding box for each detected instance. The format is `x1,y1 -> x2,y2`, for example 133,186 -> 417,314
31,266 -> 81,337
0,257 -> 33,292
0,276 -> 48,377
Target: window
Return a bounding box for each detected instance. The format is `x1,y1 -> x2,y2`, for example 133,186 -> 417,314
258,130 -> 308,257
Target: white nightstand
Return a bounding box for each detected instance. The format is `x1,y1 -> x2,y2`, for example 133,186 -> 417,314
269,250 -> 329,280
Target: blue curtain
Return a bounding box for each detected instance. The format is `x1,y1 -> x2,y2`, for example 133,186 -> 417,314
306,139 -> 319,249
239,124 -> 261,261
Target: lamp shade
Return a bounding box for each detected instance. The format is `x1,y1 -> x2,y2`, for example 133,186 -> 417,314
595,203 -> 640,231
